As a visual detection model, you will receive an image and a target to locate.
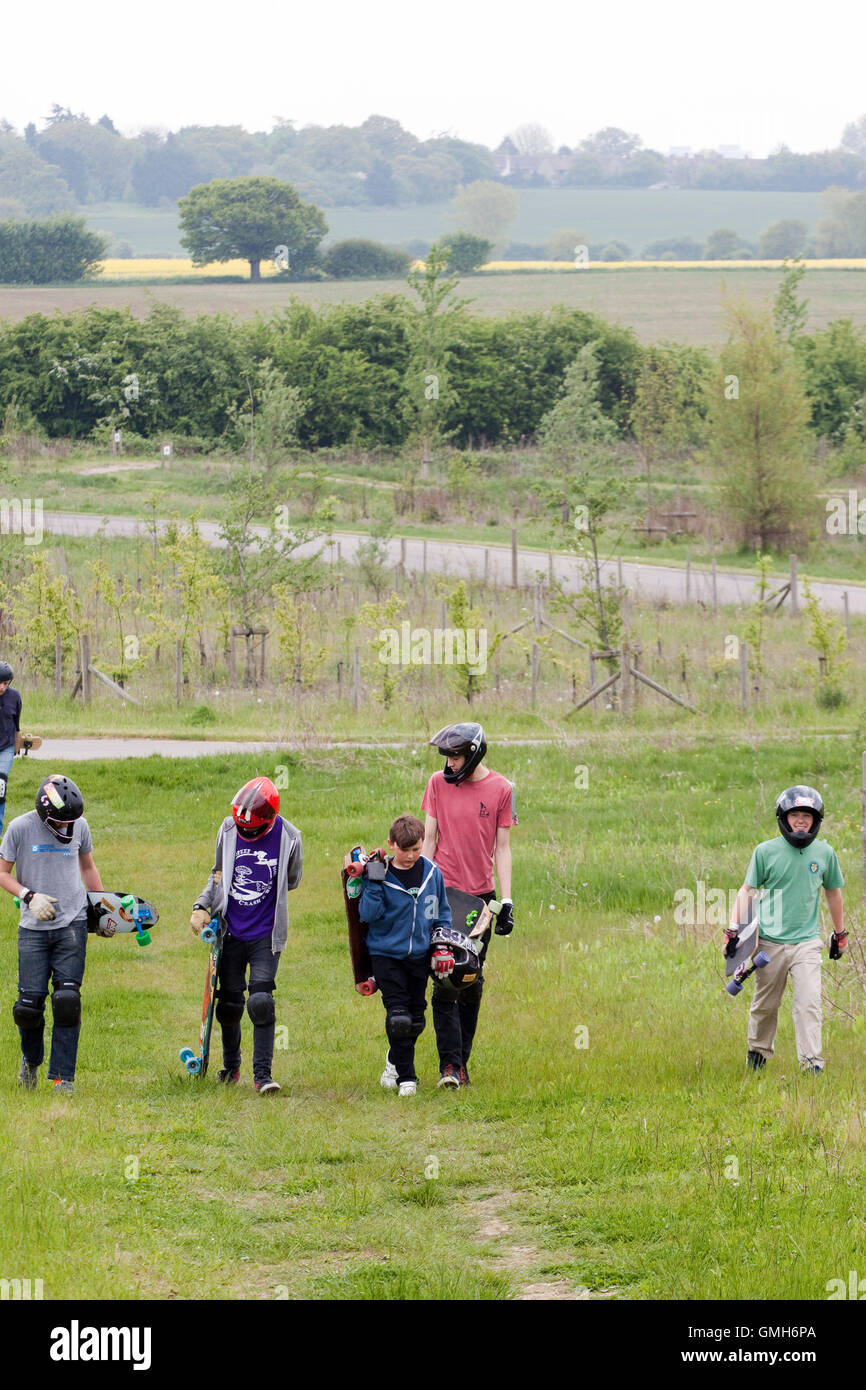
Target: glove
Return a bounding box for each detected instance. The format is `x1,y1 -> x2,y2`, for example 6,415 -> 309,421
829,930 -> 848,960
190,907 -> 210,937
432,946 -> 455,980
724,927 -> 740,958
28,892 -> 57,921
365,850 -> 388,882
495,900 -> 514,936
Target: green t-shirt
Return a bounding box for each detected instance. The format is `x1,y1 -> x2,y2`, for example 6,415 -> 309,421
746,835 -> 844,943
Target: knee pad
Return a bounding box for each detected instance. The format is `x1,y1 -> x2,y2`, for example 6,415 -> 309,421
386,1006 -> 413,1040
247,991 -> 275,1026
0,775 -> 6,801
409,1015 -> 426,1041
13,993 -> 46,1030
216,992 -> 245,1026
51,984 -> 81,1028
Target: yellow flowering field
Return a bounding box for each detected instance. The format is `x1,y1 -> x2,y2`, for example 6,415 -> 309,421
480,259 -> 866,271
95,259 -> 283,279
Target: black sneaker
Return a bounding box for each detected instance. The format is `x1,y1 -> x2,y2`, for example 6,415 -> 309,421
458,1064 -> 471,1087
746,1050 -> 766,1071
437,1064 -> 460,1089
217,1067 -> 240,1084
255,1076 -> 281,1094
18,1060 -> 38,1090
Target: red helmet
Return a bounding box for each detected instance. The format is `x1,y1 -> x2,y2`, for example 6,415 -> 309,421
232,777 -> 279,840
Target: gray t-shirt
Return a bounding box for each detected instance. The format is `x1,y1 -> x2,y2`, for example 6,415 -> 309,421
0,811 -> 92,931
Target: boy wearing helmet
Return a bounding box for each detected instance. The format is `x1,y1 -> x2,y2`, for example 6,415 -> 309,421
726,785 -> 845,1074
0,774 -> 105,1093
0,660 -> 22,838
421,723 -> 517,1088
189,777 -> 302,1093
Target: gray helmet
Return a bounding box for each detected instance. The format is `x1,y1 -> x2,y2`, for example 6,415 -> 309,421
776,785 -> 824,848
429,723 -> 487,785
0,661 -> 13,683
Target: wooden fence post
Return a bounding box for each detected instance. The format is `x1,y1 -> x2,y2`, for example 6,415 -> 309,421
620,643 -> 631,716
80,635 -> 92,704
740,639 -> 748,713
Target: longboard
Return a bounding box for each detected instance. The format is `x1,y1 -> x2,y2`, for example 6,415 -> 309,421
342,863 -> 378,996
180,917 -> 222,1076
14,734 -> 42,757
725,917 -> 771,997
86,891 -> 157,946
445,887 -> 501,939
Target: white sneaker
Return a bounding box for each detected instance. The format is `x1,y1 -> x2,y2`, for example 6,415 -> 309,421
398,1080 -> 417,1097
380,1055 -> 398,1091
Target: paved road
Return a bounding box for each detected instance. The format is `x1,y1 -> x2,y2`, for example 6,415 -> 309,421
27,737 -> 587,761
41,510 -> 866,615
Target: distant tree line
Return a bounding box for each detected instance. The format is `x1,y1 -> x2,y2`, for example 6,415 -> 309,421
3,107 -> 866,225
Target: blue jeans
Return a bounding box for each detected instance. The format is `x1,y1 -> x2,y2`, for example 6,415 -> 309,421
17,918 -> 88,1080
0,743 -> 14,838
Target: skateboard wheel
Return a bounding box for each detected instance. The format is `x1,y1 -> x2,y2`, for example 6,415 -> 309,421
202,926 -> 216,944
726,980 -> 743,996
489,900 -> 502,914
136,931 -> 151,947
120,894 -> 135,910
179,1048 -> 196,1068
360,979 -> 377,996
754,951 -> 770,968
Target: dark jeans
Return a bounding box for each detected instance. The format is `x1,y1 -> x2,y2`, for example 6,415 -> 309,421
17,918 -> 88,1080
218,931 -> 281,1082
370,953 -> 428,1084
433,892 -> 494,1071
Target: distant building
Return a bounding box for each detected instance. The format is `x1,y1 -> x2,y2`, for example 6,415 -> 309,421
493,139 -> 574,184
716,145 -> 749,159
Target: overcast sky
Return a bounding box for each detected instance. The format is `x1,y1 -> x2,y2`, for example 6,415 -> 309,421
4,0 -> 864,157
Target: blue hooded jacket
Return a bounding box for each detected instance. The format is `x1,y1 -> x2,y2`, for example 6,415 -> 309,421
359,856 -> 452,960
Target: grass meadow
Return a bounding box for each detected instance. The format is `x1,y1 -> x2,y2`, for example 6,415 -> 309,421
1,738 -> 865,1301
2,267 -> 865,345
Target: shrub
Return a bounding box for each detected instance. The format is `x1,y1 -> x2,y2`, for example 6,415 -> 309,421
322,238 -> 411,279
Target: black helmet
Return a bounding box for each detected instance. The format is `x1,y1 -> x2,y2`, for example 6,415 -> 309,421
429,925 -> 482,992
776,785 -> 824,848
36,775 -> 84,845
429,722 -> 487,785
0,661 -> 13,683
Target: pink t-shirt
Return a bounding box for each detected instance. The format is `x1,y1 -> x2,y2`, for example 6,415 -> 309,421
421,769 -> 517,895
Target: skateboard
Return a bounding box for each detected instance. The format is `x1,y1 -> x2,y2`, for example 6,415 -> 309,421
14,889 -> 156,946
445,887 -> 501,938
86,891 -> 157,946
725,918 -> 771,996
14,734 -> 42,757
342,853 -> 378,995
180,917 -> 223,1076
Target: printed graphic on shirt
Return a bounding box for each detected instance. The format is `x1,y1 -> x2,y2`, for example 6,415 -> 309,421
32,844 -> 73,855
478,801 -> 489,817
232,846 -> 279,904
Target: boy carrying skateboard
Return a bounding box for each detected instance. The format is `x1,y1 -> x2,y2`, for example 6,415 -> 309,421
725,785 -> 845,1074
189,777 -> 302,1093
345,814 -> 451,1097
0,661 -> 21,839
421,723 -> 517,1088
0,775 -> 106,1093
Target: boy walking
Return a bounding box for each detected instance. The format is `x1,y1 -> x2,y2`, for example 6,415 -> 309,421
421,723 -> 517,1088
726,785 -> 845,1074
0,661 -> 22,839
190,777 -> 303,1093
0,774 -> 106,1093
347,814 -> 451,1096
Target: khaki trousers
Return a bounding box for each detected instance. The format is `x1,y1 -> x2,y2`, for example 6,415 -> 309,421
747,936 -> 823,1065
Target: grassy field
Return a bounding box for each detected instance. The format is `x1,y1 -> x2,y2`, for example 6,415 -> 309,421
2,266 -> 863,345
85,190 -> 828,258
1,737 -> 864,1301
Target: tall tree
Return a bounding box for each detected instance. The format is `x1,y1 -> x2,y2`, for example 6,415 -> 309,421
403,241 -> 465,467
178,176 -> 327,281
448,180 -> 517,240
707,299 -> 816,550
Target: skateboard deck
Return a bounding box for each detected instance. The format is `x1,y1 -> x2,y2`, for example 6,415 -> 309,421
86,891 -> 158,945
180,918 -> 222,1076
445,887 -> 501,939
725,919 -> 762,977
15,734 -> 42,756
342,864 -> 378,995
